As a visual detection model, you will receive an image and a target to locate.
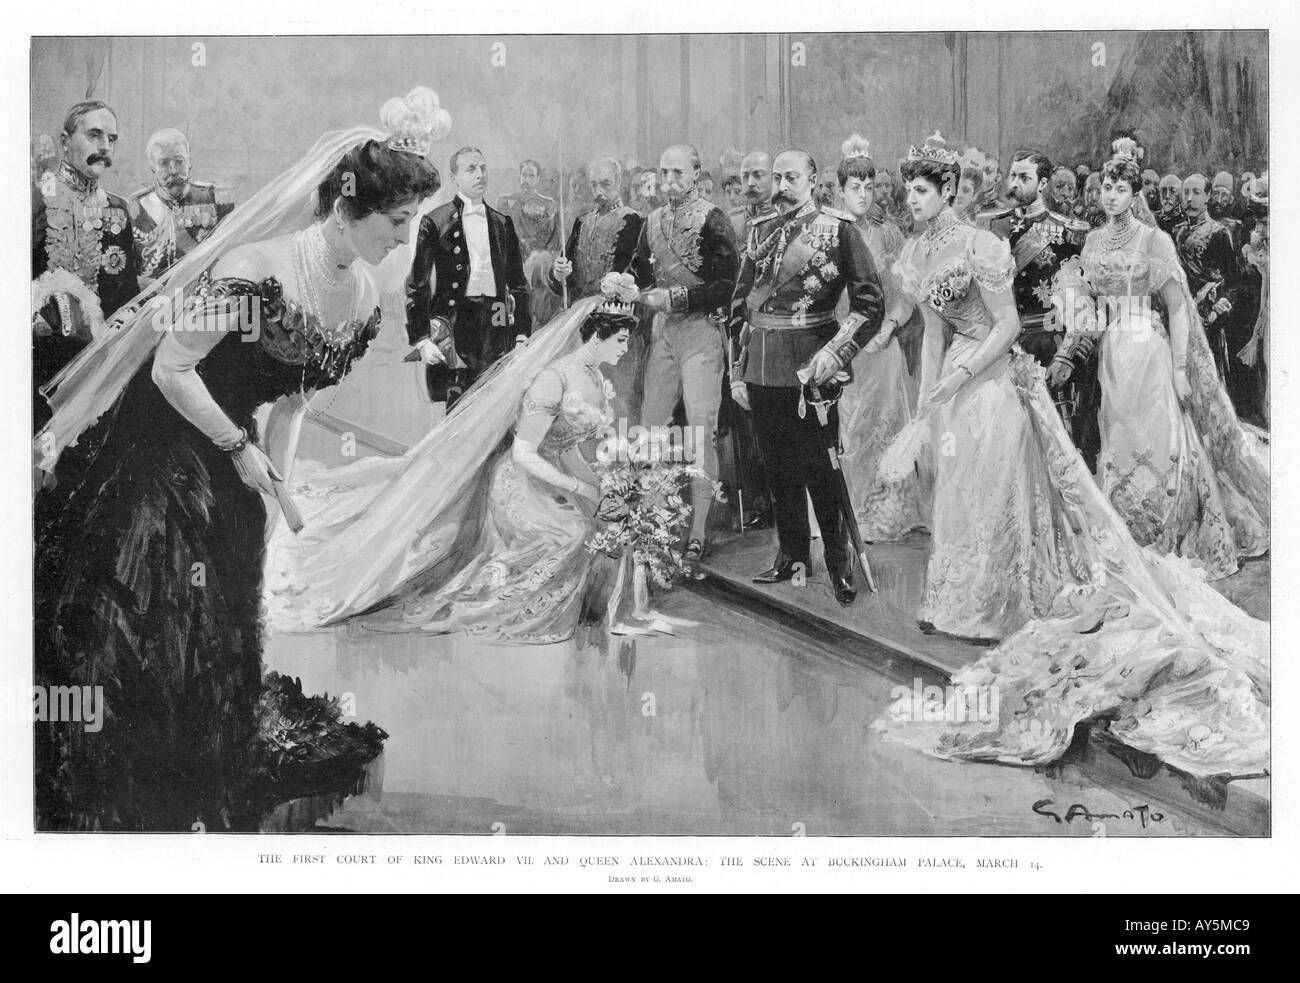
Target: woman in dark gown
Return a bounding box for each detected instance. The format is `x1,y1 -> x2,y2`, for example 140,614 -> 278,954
34,122 -> 441,830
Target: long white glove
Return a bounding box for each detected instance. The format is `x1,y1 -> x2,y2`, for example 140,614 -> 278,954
151,330 -> 281,495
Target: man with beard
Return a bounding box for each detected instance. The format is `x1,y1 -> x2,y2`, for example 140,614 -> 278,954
991,150 -> 1088,369
1141,168 -> 1161,213
33,100 -> 139,430
498,158 -> 560,260
1047,166 -> 1078,216
1175,173 -> 1242,398
1081,172 -> 1106,228
406,146 -> 530,409
632,143 -> 739,562
128,128 -> 235,283
991,149 -> 1094,462
550,156 -> 646,420
724,148 -> 781,531
732,150 -> 779,242
728,150 -> 884,605
1208,170 -> 1244,248
813,170 -> 841,209
1155,172 -> 1185,233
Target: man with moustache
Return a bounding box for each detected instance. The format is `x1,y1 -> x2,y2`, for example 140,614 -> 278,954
728,150 -> 884,605
1141,168 -> 1161,213
1208,170 -> 1244,248
1047,166 -> 1078,216
33,100 -> 139,430
724,149 -> 781,531
990,149 -> 1094,461
1155,172 -> 1185,233
550,156 -> 646,420
1175,173 -> 1241,393
405,146 -> 530,409
498,157 -> 560,259
632,143 -> 740,561
1081,172 -> 1106,228
990,150 -> 1089,369
732,150 -> 779,243
128,127 -> 235,283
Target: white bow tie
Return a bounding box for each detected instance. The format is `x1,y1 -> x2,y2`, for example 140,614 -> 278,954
462,201 -> 485,216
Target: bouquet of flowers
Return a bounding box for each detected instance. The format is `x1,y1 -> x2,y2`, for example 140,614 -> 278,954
585,433 -> 706,590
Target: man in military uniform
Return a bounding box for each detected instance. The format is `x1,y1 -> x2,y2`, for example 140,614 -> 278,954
406,146 -> 530,409
992,149 -> 1095,464
1175,173 -> 1242,396
497,157 -> 560,259
549,156 -> 646,420
632,143 -> 739,560
728,150 -> 884,606
725,149 -> 781,531
128,127 -> 234,283
32,100 -> 139,430
732,150 -> 778,243
1156,173 -> 1185,234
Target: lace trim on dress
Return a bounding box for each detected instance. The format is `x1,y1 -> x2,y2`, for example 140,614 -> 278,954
194,273 -> 381,373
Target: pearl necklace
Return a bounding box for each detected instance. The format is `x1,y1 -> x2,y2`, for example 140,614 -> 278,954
1102,211 -> 1140,252
291,224 -> 358,345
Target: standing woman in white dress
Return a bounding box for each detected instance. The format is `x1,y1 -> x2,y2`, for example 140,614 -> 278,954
877,133 -> 1269,784
833,135 -> 928,541
1046,140 -> 1268,580
892,133 -> 1078,641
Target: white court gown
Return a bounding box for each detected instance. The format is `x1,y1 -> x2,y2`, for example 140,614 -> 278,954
876,210 -> 1268,780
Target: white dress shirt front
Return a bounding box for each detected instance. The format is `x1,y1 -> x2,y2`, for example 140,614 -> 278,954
459,193 -> 497,297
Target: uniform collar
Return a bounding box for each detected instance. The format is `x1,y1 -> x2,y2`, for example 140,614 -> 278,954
1017,198 -> 1048,221
155,180 -> 191,206
58,159 -> 98,195
666,187 -> 702,211
773,197 -> 816,224
594,197 -> 624,215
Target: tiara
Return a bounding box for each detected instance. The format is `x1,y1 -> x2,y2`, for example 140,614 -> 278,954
598,272 -> 639,316
905,130 -> 959,167
841,134 -> 871,161
380,86 -> 452,158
